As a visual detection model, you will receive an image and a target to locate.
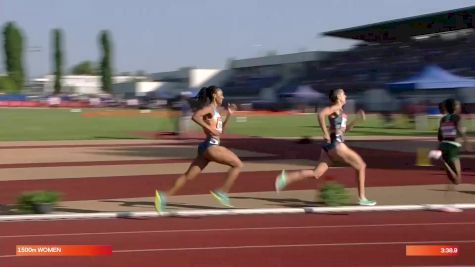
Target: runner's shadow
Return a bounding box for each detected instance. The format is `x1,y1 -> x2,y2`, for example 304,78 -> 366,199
1,205 -> 100,215
54,207 -> 104,213
168,203 -> 227,210
92,146 -> 196,158
231,196 -> 324,208
94,136 -> 142,140
428,189 -> 475,196
457,190 -> 475,196
101,200 -> 225,210
0,204 -> 16,215
231,196 -> 353,215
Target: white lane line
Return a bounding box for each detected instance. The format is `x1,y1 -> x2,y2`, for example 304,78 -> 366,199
2,221 -> 474,238
113,240 -> 475,253
1,204 -> 474,221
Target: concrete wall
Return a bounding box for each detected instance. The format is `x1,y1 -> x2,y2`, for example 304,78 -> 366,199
136,81 -> 161,95
190,69 -> 222,88
149,68 -> 227,93
42,75 -> 143,95
230,51 -> 333,68
196,70 -> 232,88
112,81 -> 162,98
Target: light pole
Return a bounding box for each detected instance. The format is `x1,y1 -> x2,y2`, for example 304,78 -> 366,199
26,46 -> 43,94
27,46 -> 43,77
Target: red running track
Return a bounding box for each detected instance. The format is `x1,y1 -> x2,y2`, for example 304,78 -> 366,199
1,210 -> 474,267
1,168 -> 473,203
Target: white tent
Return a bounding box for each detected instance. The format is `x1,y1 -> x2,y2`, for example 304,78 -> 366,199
292,85 -> 323,100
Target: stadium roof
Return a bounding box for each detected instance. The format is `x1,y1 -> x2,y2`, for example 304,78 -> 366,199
323,5 -> 475,42
230,51 -> 333,68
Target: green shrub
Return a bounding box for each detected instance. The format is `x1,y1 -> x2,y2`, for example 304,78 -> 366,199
16,191 -> 61,214
319,182 -> 350,206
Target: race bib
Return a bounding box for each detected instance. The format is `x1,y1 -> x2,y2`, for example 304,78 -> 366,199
441,122 -> 456,138
341,114 -> 348,129
209,137 -> 220,145
216,117 -> 223,133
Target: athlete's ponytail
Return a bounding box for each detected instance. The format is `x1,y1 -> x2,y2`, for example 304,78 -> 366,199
194,85 -> 220,109
329,88 -> 343,103
197,87 -> 209,107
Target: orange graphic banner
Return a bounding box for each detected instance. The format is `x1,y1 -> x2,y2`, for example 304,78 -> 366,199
16,245 -> 112,256
406,245 -> 459,256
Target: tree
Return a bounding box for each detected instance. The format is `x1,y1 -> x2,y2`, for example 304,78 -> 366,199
2,24 -> 14,79
71,61 -> 96,75
52,29 -> 63,94
99,30 -> 113,92
0,76 -> 16,92
2,22 -> 25,91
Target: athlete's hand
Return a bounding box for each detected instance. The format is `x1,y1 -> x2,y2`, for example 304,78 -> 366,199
226,103 -> 237,115
323,135 -> 331,143
357,110 -> 366,121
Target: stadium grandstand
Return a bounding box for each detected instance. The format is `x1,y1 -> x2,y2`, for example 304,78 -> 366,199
221,6 -> 475,111
305,5 -> 475,93
223,51 -> 332,106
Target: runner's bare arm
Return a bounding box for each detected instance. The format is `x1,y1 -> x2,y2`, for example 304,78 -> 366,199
346,110 -> 366,132
222,103 -> 237,132
318,107 -> 332,142
456,116 -> 472,152
192,106 -> 220,136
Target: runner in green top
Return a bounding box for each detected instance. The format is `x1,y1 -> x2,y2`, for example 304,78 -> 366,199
437,99 -> 471,185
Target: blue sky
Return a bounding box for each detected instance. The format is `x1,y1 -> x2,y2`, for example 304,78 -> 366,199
1,0 -> 474,78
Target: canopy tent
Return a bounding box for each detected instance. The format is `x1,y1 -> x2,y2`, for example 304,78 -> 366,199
293,85 -> 324,99
387,65 -> 475,90
280,85 -> 324,100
